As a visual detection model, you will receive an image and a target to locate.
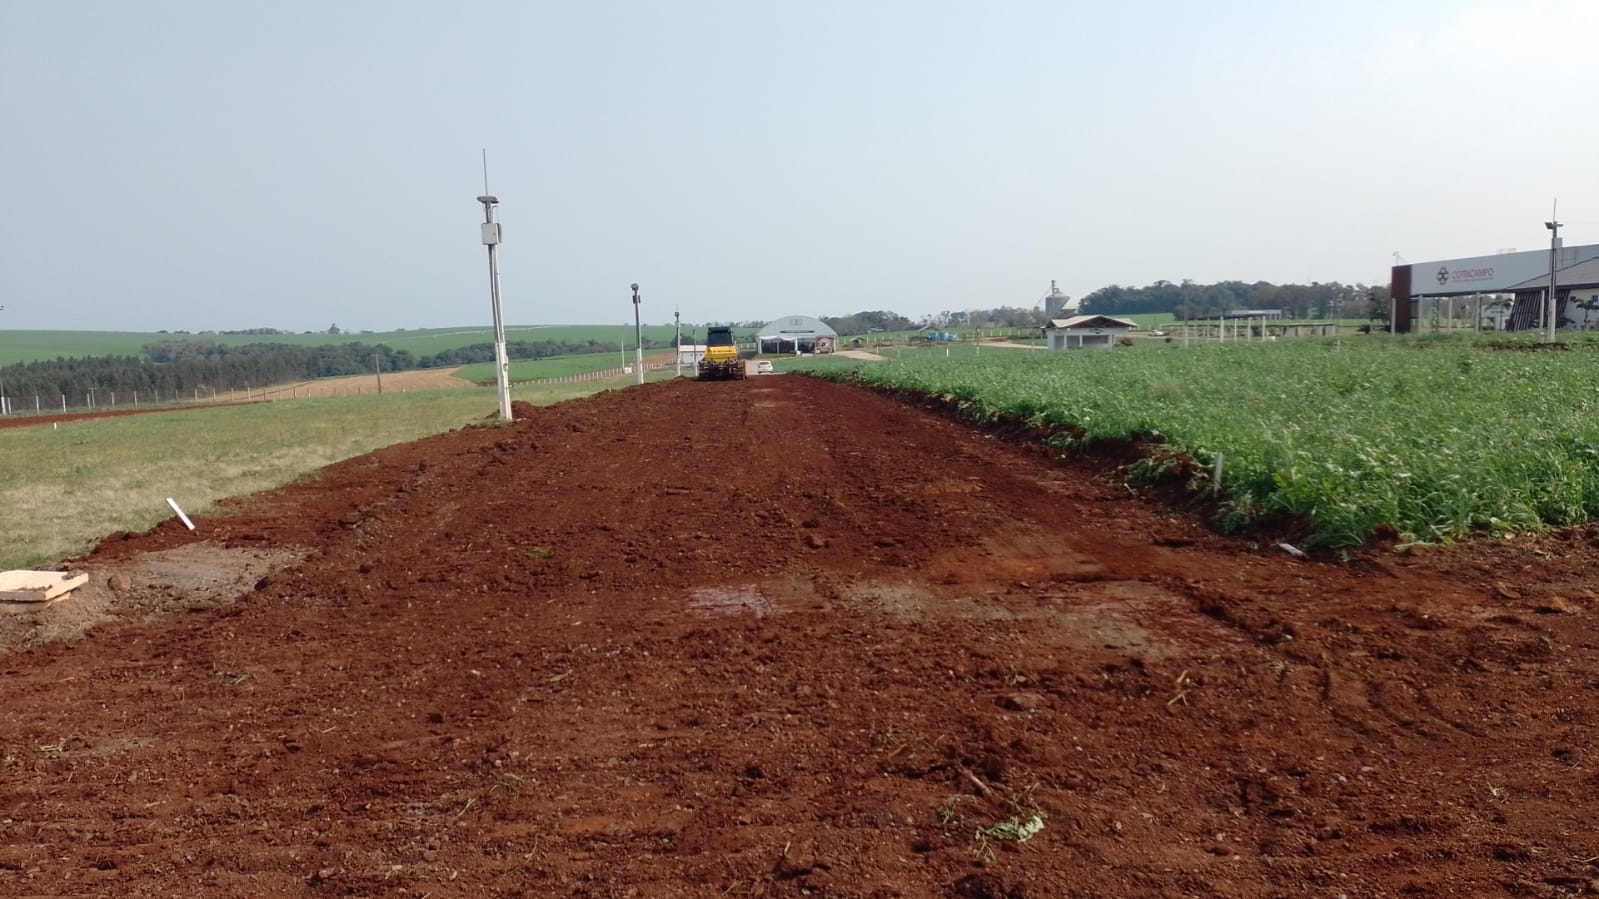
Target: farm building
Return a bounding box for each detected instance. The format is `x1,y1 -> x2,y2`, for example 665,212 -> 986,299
1043,315 -> 1136,350
758,316 -> 837,355
1389,242 -> 1599,333
1506,258 -> 1599,330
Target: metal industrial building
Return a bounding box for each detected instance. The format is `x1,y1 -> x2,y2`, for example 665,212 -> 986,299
1389,243 -> 1599,333
1043,280 -> 1079,318
757,316 -> 837,355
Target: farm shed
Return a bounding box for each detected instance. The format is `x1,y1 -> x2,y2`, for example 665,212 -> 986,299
758,316 -> 837,355
1043,315 -> 1136,350
1274,322 -> 1339,338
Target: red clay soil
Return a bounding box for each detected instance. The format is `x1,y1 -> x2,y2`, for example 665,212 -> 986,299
0,403 -> 255,431
4,376 -> 1599,898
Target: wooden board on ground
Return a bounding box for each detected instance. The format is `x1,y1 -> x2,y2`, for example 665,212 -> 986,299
0,571 -> 90,604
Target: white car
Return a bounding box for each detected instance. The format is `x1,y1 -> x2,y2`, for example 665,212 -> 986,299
756,360 -> 775,374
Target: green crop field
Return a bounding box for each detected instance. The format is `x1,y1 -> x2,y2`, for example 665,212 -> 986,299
0,375 -> 676,570
813,333 -> 1599,548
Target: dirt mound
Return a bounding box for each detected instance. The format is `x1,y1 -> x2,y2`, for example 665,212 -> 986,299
3,376 -> 1598,896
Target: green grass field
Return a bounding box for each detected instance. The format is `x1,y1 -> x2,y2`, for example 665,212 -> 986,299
0,376 -> 673,569
812,332 -> 1599,548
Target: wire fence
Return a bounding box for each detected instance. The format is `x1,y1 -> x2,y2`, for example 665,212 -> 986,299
0,386 -> 244,418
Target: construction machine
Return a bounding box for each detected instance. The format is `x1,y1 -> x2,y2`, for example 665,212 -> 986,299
698,326 -> 746,380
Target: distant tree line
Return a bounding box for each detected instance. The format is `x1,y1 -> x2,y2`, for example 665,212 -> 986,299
0,336 -> 677,399
821,308 -> 1048,334
1080,280 -> 1390,320
820,311 -> 919,335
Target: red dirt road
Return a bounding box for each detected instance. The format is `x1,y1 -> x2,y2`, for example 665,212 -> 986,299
4,376 -> 1599,897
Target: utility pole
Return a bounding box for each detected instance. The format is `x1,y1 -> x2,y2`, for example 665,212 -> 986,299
631,283 -> 644,385
674,307 -> 682,378
373,352 -> 383,395
1544,211 -> 1562,344
478,152 -> 512,421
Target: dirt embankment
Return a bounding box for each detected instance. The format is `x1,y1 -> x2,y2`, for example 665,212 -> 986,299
3,376 -> 1598,897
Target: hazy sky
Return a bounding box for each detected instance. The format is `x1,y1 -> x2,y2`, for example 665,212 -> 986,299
3,1 -> 1596,332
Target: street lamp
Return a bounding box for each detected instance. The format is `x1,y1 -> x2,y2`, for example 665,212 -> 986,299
1544,219 -> 1562,343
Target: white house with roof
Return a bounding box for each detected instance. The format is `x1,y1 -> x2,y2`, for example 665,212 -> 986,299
1042,315 -> 1137,350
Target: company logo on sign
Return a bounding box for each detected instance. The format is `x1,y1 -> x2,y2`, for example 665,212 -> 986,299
1437,265 -> 1495,286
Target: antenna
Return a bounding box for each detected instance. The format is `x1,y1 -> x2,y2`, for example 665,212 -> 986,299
475,152 -> 511,420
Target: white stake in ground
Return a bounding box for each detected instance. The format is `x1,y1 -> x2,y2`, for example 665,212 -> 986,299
165,498 -> 197,532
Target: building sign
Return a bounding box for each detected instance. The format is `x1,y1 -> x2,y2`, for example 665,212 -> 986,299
1413,244 -> 1599,296
1435,264 -> 1497,286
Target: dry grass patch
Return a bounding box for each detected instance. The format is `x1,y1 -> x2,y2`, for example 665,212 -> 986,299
0,379 -> 634,568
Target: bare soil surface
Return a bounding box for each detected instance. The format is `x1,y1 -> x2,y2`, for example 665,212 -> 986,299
249,367 -> 473,400
4,377 -> 1599,897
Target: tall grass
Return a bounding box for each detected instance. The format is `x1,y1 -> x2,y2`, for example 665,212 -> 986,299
0,379 -> 624,569
815,335 -> 1599,547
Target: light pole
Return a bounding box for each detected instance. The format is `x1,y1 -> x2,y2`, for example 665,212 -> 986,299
674,307 -> 682,378
478,193 -> 513,420
631,283 -> 644,385
1544,218 -> 1562,344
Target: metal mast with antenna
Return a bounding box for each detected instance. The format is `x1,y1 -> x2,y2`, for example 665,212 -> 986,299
478,150 -> 513,420
1544,200 -> 1562,344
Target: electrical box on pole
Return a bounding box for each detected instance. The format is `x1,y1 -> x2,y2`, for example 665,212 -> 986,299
478,191 -> 513,421
1544,214 -> 1562,344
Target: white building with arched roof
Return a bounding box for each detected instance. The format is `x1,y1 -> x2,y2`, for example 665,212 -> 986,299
757,315 -> 838,355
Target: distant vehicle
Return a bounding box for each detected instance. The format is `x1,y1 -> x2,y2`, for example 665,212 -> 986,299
698,326 -> 745,380
756,360 -> 774,374
1149,329 -> 1167,337
922,330 -> 959,342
